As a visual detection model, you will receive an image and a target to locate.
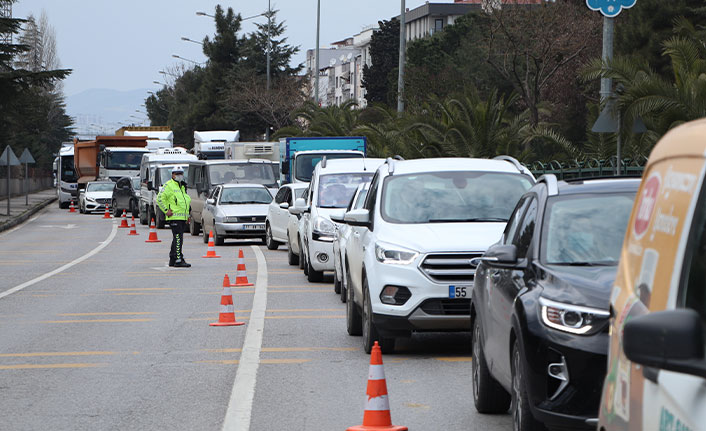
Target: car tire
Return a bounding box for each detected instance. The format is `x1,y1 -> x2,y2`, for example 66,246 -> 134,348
214,229 -> 225,246
298,237 -> 306,271
112,200 -> 120,217
307,253 -> 323,282
190,217 -> 200,237
155,209 -> 165,229
139,205 -> 148,225
59,200 -> 69,209
340,260 -> 348,303
511,340 -> 544,431
265,224 -> 280,250
130,200 -> 139,219
202,221 -> 209,244
287,240 -> 299,266
334,270 -> 341,294
346,270 -> 362,336
472,318 -> 511,413
362,279 -> 395,354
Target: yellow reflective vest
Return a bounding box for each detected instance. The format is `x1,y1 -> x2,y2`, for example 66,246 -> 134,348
157,179 -> 191,221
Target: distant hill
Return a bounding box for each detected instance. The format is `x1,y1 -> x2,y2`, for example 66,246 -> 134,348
66,88 -> 152,135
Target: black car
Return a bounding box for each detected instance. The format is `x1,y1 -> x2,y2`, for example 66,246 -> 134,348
470,175 -> 639,431
112,176 -> 141,218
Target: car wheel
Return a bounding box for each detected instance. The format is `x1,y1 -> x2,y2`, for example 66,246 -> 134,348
59,200 -> 69,209
472,317 -> 511,413
155,210 -> 165,229
214,229 -> 224,246
299,237 -> 307,272
202,221 -> 209,244
307,252 -> 323,282
334,269 -> 341,294
139,205 -> 148,225
265,224 -> 280,250
362,278 -> 395,354
130,200 -> 139,219
190,217 -> 200,236
79,202 -> 84,214
511,340 -> 544,431
340,260 -> 348,303
112,200 -> 119,217
346,270 -> 362,336
287,239 -> 299,266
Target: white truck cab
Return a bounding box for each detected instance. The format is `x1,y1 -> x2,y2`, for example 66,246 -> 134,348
194,130 -> 240,160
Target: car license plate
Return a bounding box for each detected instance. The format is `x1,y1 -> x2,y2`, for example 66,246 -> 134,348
449,285 -> 469,298
243,224 -> 262,230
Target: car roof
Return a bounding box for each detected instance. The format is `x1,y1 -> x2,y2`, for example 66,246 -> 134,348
219,183 -> 268,189
315,158 -> 385,175
383,157 -> 531,176
536,176 -> 642,196
286,183 -> 309,189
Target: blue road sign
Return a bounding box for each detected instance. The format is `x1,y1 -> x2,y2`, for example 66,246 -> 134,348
586,0 -> 636,18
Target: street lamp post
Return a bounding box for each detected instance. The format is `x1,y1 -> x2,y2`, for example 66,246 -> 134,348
265,0 -> 272,141
181,36 -> 203,46
172,54 -> 203,65
314,0 -> 320,105
397,0 -> 406,113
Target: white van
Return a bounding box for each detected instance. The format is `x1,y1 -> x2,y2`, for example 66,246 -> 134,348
138,148 -> 197,225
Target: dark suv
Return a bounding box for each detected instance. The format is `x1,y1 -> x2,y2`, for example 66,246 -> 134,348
470,175 -> 639,431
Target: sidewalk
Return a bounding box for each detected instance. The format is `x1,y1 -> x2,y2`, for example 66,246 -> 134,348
0,189 -> 57,233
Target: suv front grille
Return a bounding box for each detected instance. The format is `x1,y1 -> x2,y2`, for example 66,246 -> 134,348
419,253 -> 483,283
420,299 -> 471,316
236,216 -> 266,223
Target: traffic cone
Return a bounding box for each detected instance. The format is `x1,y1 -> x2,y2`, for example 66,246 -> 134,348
128,216 -> 139,236
209,284 -> 245,327
202,230 -> 221,258
118,210 -> 129,228
347,342 -> 407,431
145,218 -> 161,243
222,274 -> 232,288
69,199 -> 76,213
232,248 -> 253,287
102,203 -> 111,219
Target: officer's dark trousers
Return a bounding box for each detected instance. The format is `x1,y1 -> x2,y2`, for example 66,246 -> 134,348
169,220 -> 187,263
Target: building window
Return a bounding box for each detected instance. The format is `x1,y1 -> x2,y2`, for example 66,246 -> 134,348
435,19 -> 444,33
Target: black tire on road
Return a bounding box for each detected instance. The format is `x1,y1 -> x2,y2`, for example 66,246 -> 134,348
214,229 -> 225,246
346,271 -> 362,336
139,204 -> 148,225
287,241 -> 299,266
340,261 -> 348,303
472,317 -> 511,414
190,217 -> 200,236
511,340 -> 545,431
362,279 -> 395,354
265,224 -> 280,250
202,221 -> 209,244
334,270 -> 341,294
130,199 -> 139,219
307,252 -> 323,282
112,200 -> 120,217
299,237 -> 306,271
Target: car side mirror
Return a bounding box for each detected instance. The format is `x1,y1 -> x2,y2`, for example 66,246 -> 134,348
623,309 -> 706,379
343,209 -> 370,227
279,202 -> 290,210
206,198 -> 215,205
295,198 -> 310,213
481,244 -> 518,266
330,211 -> 345,223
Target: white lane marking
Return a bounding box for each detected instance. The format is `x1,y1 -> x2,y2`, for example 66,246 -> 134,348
39,224 -> 77,229
222,246 -> 268,431
0,223 -> 118,300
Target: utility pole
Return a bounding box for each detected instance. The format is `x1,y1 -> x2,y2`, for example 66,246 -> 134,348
266,0 -> 272,141
397,0 -> 406,113
314,0 -> 321,105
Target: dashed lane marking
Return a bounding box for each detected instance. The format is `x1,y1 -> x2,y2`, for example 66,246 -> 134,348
205,347 -> 357,353
0,351 -> 120,358
59,312 -> 157,316
198,359 -> 311,365
0,363 -> 105,370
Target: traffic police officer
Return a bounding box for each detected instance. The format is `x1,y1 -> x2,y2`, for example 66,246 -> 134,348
157,166 -> 192,267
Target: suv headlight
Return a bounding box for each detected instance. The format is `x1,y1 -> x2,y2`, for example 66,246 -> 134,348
539,297 -> 610,335
374,242 -> 419,265
312,216 -> 336,241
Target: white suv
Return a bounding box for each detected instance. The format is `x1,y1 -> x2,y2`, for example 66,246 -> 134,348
290,158 -> 385,282
342,157 -> 535,353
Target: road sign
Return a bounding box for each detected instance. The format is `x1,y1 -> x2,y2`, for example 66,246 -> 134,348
586,0 -> 636,18
0,146 -> 20,166
19,148 -> 35,164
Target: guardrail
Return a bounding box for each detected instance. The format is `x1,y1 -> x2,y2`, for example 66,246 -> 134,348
527,157 -> 647,180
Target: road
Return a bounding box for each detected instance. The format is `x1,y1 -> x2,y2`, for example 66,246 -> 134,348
0,205 -> 511,430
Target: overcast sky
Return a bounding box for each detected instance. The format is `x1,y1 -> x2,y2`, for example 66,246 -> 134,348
13,0 -> 438,97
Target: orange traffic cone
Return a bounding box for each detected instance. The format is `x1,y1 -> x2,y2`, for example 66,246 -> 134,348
347,342 -> 407,431
69,199 -> 76,213
128,216 -> 139,236
232,248 -> 253,287
102,203 -> 111,219
209,284 -> 245,327
145,218 -> 161,243
202,230 -> 221,258
118,210 -> 129,228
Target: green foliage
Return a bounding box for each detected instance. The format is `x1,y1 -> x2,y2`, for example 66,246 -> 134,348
362,19 -> 400,107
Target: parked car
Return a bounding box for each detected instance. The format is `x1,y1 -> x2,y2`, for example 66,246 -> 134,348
331,182 -> 370,302
471,175 -> 639,431
289,158 -> 385,283
112,176 -> 141,218
599,120 -> 706,431
79,181 -> 115,214
200,183 -> 273,245
265,182 -> 308,250
340,156 -> 535,353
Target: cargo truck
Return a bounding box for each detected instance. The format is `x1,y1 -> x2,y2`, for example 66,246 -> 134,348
73,136 -> 150,186
193,130 -> 240,160
224,141 -> 280,183
279,137 -> 367,184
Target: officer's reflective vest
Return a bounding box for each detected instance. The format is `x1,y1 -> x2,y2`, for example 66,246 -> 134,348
157,179 -> 191,221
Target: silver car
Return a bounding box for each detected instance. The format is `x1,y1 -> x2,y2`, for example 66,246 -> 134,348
201,183 -> 273,245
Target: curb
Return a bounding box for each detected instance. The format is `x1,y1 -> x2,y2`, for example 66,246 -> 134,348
0,196 -> 57,234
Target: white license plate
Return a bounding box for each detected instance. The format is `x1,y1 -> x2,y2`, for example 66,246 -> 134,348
243,224 -> 263,230
449,285 -> 469,298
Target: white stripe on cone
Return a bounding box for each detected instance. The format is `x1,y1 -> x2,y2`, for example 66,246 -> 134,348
220,304 -> 234,313
365,395 -> 390,411
368,364 -> 386,380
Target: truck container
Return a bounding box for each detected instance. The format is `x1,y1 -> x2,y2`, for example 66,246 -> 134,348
194,130 -> 240,160
279,137 -> 367,183
73,136 -> 149,186
224,141 -> 280,183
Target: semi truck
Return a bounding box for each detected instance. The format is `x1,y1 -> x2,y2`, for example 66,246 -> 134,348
193,130 -> 240,160
73,136 -> 150,186
279,136 -> 367,184
53,143 -> 78,208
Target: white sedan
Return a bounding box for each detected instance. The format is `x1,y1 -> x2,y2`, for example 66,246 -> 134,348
265,183 -> 308,250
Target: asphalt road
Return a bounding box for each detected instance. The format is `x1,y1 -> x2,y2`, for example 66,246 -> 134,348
0,205 -> 512,431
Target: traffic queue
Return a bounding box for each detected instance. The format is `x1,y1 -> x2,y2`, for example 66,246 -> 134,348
57,121 -> 706,431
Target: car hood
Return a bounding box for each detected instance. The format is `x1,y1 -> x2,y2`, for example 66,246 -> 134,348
537,264 -> 618,311
377,222 -> 506,253
216,204 -> 270,217
84,191 -> 113,199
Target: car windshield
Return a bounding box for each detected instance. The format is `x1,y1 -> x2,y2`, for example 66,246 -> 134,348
209,163 -> 277,187
317,173 -> 374,208
542,193 -> 635,266
60,156 -> 77,182
381,171 -> 533,224
87,183 -> 115,192
158,168 -> 188,185
106,151 -> 144,170
219,187 -> 273,205
294,153 -> 363,182
131,178 -> 140,189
